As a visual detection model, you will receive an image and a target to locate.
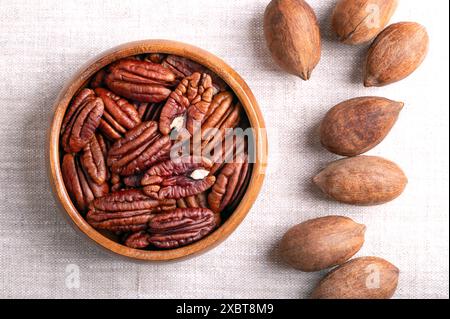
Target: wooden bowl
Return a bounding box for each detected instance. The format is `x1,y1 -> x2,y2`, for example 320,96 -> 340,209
48,40 -> 267,261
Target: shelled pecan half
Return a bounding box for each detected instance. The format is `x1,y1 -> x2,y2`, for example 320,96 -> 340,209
159,72 -> 214,135
61,88 -> 104,153
105,59 -> 176,103
62,153 -> 109,213
161,55 -> 228,93
86,189 -> 176,233
141,156 -> 216,200
124,231 -> 152,249
107,121 -> 171,176
208,153 -> 249,214
95,88 -> 141,140
177,192 -> 208,209
147,208 -> 216,249
136,102 -> 164,122
80,133 -> 108,185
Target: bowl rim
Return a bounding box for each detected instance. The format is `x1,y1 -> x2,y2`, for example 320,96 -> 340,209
48,39 -> 268,261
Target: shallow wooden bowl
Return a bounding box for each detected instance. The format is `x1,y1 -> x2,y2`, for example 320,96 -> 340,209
48,40 -> 267,261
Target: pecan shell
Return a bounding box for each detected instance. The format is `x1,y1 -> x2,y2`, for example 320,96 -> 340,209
95,88 -> 141,140
148,208 -> 216,249
62,153 -> 109,213
141,156 -> 216,200
107,121 -> 171,176
159,72 -> 214,135
105,59 -> 176,103
80,134 -> 107,185
61,88 -> 104,153
208,153 -> 249,214
86,189 -> 176,232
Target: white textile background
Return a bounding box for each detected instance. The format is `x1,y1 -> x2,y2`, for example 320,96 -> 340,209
0,0 -> 448,299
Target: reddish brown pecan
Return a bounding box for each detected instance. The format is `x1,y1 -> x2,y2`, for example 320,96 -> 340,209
124,231 -> 152,249
136,102 -> 164,122
105,59 -> 176,103
208,153 -> 249,214
80,134 -> 107,185
141,156 -> 216,200
209,133 -> 247,175
86,189 -> 176,232
159,72 -> 214,135
107,121 -> 171,176
61,88 -> 104,153
162,55 -> 228,93
95,88 -> 141,140
90,69 -> 106,89
148,208 -> 216,249
176,193 -> 221,226
145,53 -> 167,64
61,153 -> 109,213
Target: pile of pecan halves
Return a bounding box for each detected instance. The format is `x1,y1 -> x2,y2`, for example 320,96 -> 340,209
60,54 -> 251,250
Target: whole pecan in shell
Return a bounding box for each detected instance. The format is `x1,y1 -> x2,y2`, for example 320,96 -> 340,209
161,55 -> 228,93
148,208 -> 216,249
86,189 -> 176,233
105,59 -> 176,103
95,88 -> 141,140
141,156 -> 216,200
208,153 -> 249,214
80,133 -> 107,185
61,88 -> 104,153
107,121 -> 171,176
62,153 -> 109,213
159,72 -> 214,135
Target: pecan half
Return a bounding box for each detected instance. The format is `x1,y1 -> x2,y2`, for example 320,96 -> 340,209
177,192 -> 208,209
61,88 -> 104,153
148,208 -> 216,249
80,134 -> 107,185
90,69 -> 106,89
86,189 -> 176,232
95,88 -> 141,140
209,133 -> 246,175
136,102 -> 164,122
107,121 -> 171,176
105,59 -> 176,103
162,55 -> 228,93
208,153 -> 249,214
62,153 -> 109,213
159,72 -> 214,135
124,231 -> 152,249
141,156 -> 216,200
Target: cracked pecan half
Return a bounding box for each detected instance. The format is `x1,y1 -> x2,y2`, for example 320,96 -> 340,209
141,156 -> 216,200
86,189 -> 176,233
80,133 -> 107,185
161,55 -> 228,93
147,208 -> 216,249
105,58 -> 176,103
61,88 -> 104,153
107,121 -> 171,176
95,88 -> 141,140
208,153 -> 249,214
159,72 -> 214,135
62,153 -> 109,213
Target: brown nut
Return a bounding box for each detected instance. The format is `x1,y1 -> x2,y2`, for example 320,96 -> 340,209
311,257 -> 399,299
208,153 -> 249,214
80,134 -> 108,185
107,121 -> 171,176
364,22 -> 429,87
124,231 -> 152,249
320,97 -> 404,156
159,72 -> 214,135
95,88 -> 141,140
332,0 -> 398,44
148,208 -> 216,249
141,156 -> 216,200
280,216 -> 366,272
61,153 -> 109,213
105,58 -> 176,102
161,54 -> 228,93
86,189 -> 176,233
314,156 -> 408,205
61,88 -> 104,153
264,0 -> 321,80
